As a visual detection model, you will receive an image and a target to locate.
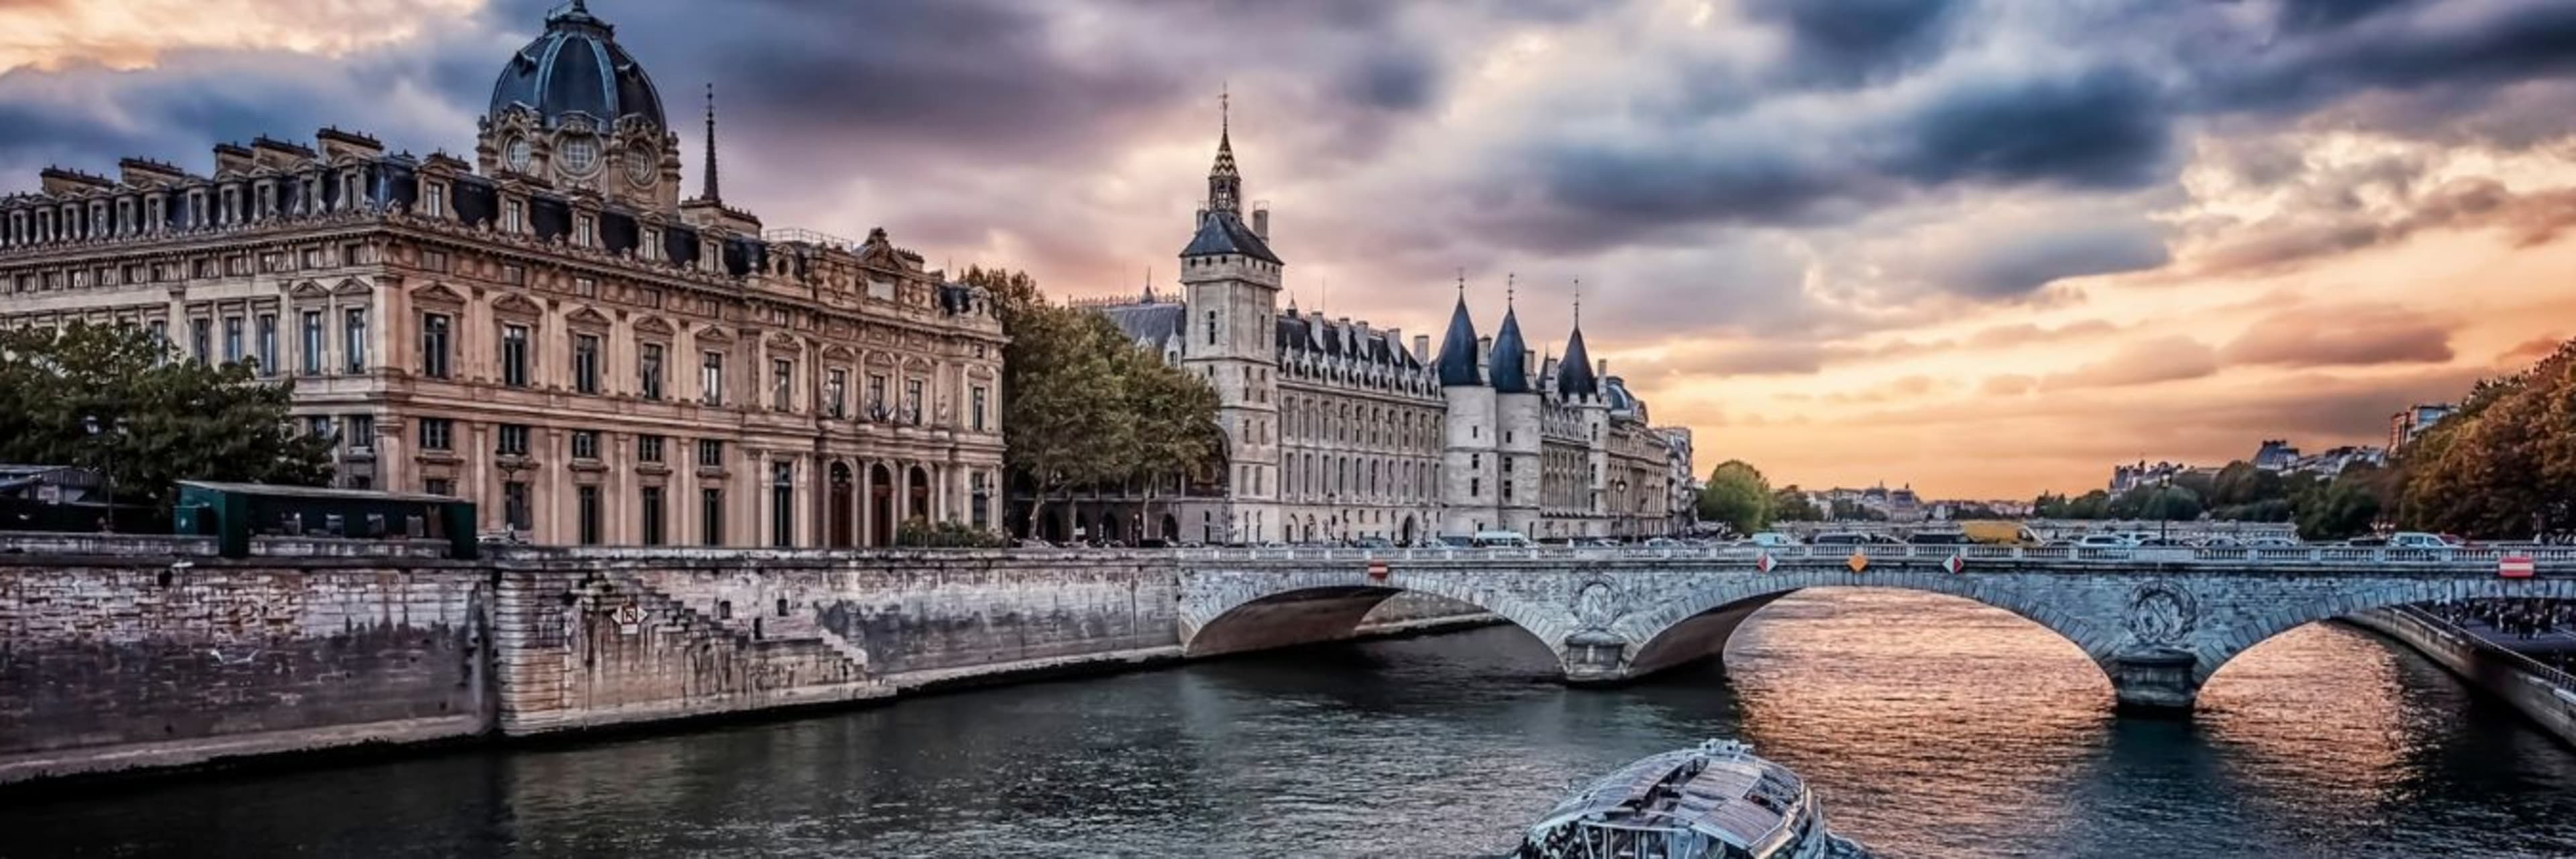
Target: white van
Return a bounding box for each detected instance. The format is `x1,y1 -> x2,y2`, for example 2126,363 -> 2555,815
1472,530 -> 1534,548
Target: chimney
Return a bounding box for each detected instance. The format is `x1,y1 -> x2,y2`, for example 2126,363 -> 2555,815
1414,334 -> 1430,361
1253,207 -> 1270,240
1597,358 -> 1608,378
1525,349 -> 1537,376
1479,336 -> 1493,372
118,158 -> 186,188
315,127 -> 384,161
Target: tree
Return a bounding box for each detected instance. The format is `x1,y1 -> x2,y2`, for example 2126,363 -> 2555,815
1698,460 -> 1772,535
1120,341 -> 1222,538
1770,485 -> 1823,521
979,269 -> 1135,537
2396,338 -> 2575,538
0,321 -> 332,515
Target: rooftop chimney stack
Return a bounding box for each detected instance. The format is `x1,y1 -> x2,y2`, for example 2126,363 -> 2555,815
1414,334 -> 1430,361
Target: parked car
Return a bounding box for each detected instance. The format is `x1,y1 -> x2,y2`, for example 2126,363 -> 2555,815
2074,534 -> 2138,548
1353,536 -> 1395,549
2245,536 -> 2301,548
1471,530 -> 1533,548
1642,537 -> 1684,548
2386,532 -> 2454,550
1907,531 -> 1973,546
2136,537 -> 2190,548
1744,532 -> 1800,547
1809,532 -> 1870,546
2346,536 -> 2389,547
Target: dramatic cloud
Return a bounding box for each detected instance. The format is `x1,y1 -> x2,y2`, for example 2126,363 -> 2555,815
2222,305 -> 2456,367
3,0 -> 2574,497
2043,337 -> 2222,391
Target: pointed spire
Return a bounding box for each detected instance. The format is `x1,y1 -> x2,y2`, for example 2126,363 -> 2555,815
1506,271 -> 1516,307
699,82 -> 721,203
1572,278 -> 1582,330
1559,276 -> 1599,399
1434,279 -> 1483,388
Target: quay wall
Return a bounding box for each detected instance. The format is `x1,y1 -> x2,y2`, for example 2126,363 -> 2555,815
0,550 -> 490,785
0,541 -> 1489,785
2347,608 -> 2576,748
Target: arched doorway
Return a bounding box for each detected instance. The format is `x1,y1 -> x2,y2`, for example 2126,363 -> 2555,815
828,461 -> 855,548
867,463 -> 894,547
1400,515 -> 1417,546
907,466 -> 932,523
1161,514 -> 1180,542
1097,513 -> 1121,544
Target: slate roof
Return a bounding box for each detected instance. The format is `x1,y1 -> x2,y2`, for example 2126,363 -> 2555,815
488,1 -> 666,130
1489,305 -> 1532,394
1434,296 -> 1483,387
1102,301 -> 1185,346
1558,323 -> 1599,398
1179,210 -> 1281,265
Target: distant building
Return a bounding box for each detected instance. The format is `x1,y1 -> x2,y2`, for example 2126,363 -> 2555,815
2389,403 -> 2455,451
2252,440 -> 2302,472
2110,460 -> 2194,494
2289,446 -> 2385,478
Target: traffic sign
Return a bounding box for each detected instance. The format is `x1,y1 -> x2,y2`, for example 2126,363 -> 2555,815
2500,554 -> 2536,579
1847,552 -> 1869,573
1756,552 -> 1775,573
1367,559 -> 1391,581
1943,553 -> 1965,574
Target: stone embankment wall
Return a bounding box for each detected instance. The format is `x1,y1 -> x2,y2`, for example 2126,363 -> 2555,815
0,540 -> 1488,785
2348,608 -> 2576,747
0,550 -> 489,785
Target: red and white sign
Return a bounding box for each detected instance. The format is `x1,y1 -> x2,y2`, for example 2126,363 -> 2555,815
1943,553 -> 1966,574
1367,559 -> 1391,581
1756,552 -> 1776,574
2500,554 -> 2536,579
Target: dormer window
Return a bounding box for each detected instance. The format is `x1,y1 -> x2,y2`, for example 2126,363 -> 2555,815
503,199 -> 525,234
256,182 -> 276,219
339,170 -> 362,209
221,187 -> 240,224
641,227 -> 662,260
422,181 -> 447,219
574,215 -> 595,248
116,199 -> 133,236
188,190 -> 207,227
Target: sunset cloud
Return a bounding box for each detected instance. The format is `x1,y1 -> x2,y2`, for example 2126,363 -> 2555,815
1,0 -> 2572,497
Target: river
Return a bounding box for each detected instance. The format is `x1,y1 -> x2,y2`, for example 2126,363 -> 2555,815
12,589 -> 2576,858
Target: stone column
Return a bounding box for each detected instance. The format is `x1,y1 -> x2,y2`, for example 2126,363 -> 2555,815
2106,648 -> 2200,715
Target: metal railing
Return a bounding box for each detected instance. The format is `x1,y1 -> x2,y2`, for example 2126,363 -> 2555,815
1172,543 -> 2576,570
2391,604 -> 2576,691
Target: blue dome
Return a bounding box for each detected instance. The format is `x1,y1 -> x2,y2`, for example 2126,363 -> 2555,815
488,1 -> 666,130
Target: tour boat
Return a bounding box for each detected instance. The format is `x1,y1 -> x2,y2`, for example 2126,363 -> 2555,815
1517,740 -> 1850,859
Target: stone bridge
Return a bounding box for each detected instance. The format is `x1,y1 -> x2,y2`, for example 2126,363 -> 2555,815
1175,544 -> 2576,712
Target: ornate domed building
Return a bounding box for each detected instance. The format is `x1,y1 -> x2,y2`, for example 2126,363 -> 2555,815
0,1 -> 1009,548
478,0 -> 681,211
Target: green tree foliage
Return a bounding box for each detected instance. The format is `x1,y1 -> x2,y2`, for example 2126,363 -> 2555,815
1769,485 -> 1823,521
2033,489 -> 2114,519
2108,485 -> 2202,521
2397,338 -> 2576,538
0,321 -> 332,513
1698,460 -> 1772,535
967,266 -> 1221,538
1827,498 -> 1889,521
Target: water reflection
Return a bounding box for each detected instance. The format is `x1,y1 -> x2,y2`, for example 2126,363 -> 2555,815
7,590 -> 2576,858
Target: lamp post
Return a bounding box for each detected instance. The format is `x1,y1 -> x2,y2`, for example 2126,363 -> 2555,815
83,414 -> 116,534
2157,472 -> 2171,543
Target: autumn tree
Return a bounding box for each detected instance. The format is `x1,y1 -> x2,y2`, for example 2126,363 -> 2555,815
2398,338 -> 2576,538
0,321 -> 333,515
1118,338 -> 1222,537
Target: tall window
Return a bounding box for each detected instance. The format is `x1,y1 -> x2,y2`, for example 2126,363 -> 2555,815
640,486 -> 665,546
502,199 -> 525,233
637,434 -> 665,464
639,343 -> 664,400
971,472 -> 991,530
191,318 -> 211,364
500,324 -> 530,387
866,373 -> 887,416
700,488 -> 724,546
345,415 -> 375,452
971,386 -> 989,433
342,307 -> 367,372
571,430 -> 599,460
576,486 -> 602,546
770,461 -> 794,548
573,334 -> 601,394
299,311 -> 323,374
771,359 -> 793,411
222,317 -> 243,363
826,369 -> 848,418
904,378 -> 924,425
697,438 -> 724,468
255,313 -> 277,375
419,417 -> 453,451
497,423 -> 529,456
420,313 -> 451,379
700,351 -> 724,405
1205,311 -> 1217,346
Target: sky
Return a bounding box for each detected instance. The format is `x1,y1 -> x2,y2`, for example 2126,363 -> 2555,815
2,0 -> 2571,500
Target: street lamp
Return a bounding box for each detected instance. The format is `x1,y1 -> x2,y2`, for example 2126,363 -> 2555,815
2157,472 -> 2172,543
83,414 -> 116,534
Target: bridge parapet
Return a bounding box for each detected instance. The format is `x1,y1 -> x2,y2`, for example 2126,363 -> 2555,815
1175,547 -> 2576,715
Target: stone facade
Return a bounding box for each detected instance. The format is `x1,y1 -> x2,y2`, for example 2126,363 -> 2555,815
0,3 -> 1008,548
1069,116 -> 1686,546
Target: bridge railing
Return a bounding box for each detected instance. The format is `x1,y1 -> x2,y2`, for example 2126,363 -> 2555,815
1175,544 -> 2576,570
2390,605 -> 2576,691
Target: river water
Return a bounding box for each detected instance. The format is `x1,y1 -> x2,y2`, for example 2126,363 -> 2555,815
13,590 -> 2576,858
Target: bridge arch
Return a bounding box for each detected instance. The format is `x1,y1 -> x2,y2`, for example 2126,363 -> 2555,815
1612,570 -> 2125,683
1178,569 -> 1571,660
2186,576 -> 2576,689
